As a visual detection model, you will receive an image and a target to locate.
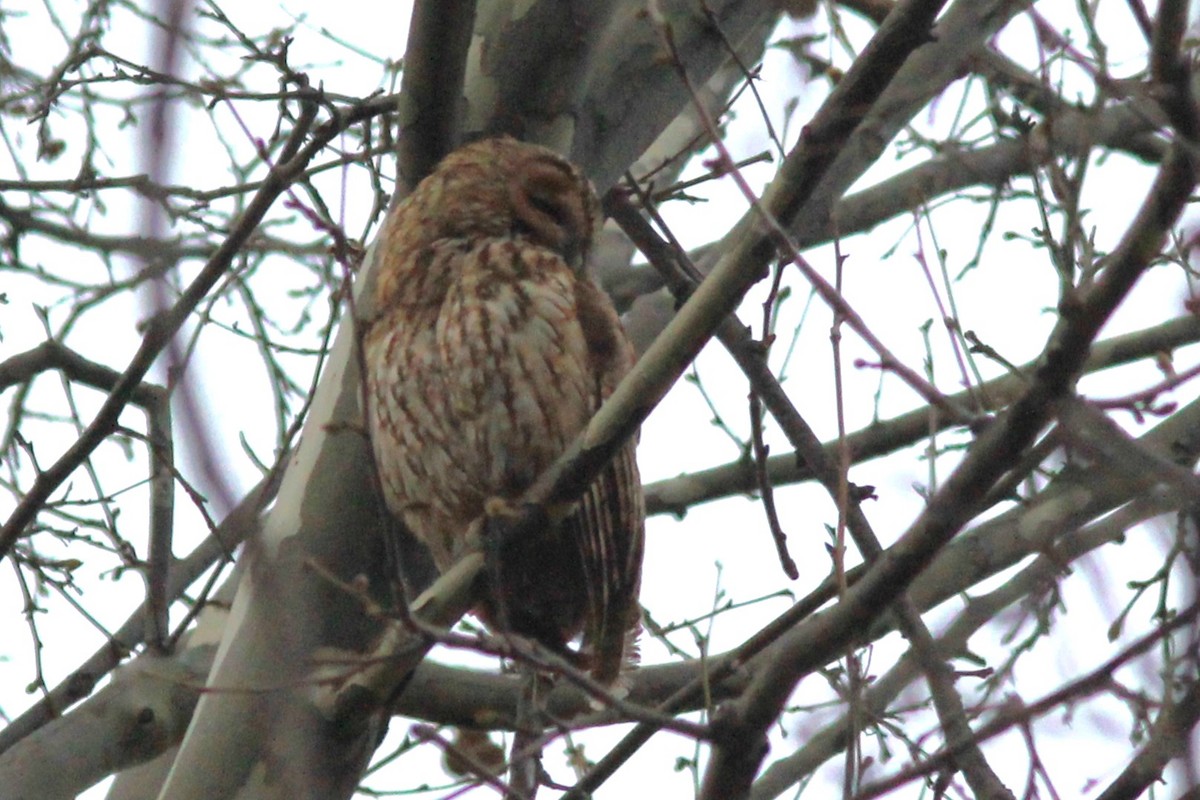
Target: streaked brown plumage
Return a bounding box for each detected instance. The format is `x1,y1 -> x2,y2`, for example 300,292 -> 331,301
364,137 -> 643,684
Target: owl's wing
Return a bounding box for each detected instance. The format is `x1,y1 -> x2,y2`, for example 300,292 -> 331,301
568,440 -> 645,686
570,279 -> 645,686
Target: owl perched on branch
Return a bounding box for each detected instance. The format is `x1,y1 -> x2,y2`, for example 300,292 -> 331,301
364,137 -> 644,685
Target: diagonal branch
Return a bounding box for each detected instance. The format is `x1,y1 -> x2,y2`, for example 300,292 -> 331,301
1094,666 -> 1200,800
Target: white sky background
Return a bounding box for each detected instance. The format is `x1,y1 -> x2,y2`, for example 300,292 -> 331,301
1,0 -> 1198,798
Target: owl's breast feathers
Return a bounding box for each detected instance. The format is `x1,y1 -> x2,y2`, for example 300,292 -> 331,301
369,237 -> 591,509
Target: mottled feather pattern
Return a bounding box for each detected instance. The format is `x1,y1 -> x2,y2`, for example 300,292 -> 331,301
364,137 -> 644,684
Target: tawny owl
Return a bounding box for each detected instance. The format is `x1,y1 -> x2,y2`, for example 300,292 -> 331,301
364,137 -> 644,685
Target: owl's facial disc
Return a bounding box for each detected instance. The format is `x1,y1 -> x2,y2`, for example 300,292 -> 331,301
509,158 -> 592,268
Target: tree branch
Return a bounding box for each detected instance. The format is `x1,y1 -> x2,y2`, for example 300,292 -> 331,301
394,0 -> 477,194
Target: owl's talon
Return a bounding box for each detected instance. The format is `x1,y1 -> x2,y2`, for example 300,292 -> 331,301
482,496 -> 522,520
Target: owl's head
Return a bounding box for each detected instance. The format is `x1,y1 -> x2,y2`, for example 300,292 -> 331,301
408,137 -> 601,270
